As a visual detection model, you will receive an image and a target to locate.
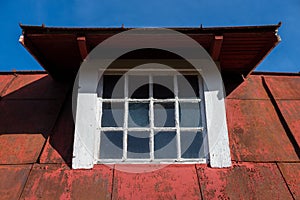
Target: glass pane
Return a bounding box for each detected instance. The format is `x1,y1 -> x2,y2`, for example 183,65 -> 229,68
154,102 -> 175,127
102,75 -> 124,98
100,131 -> 123,159
179,102 -> 201,127
101,102 -> 124,127
177,75 -> 200,98
181,131 -> 204,158
153,76 -> 174,99
128,103 -> 149,127
128,75 -> 149,99
154,131 -> 177,159
127,131 -> 150,159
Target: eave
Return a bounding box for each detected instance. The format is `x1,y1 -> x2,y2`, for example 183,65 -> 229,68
19,23 -> 281,80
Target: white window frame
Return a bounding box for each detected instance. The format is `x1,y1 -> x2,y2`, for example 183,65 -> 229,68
72,68 -> 231,169
95,72 -> 208,164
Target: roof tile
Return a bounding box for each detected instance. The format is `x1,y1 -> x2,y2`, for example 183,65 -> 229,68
0,134 -> 45,164
0,165 -> 32,200
226,99 -> 299,162
0,75 -> 15,97
264,76 -> 300,100
278,163 -> 300,199
112,164 -> 201,200
0,100 -> 62,135
226,75 -> 269,99
1,74 -> 70,100
0,165 -> 31,200
0,71 -> 299,198
40,95 -> 74,164
277,100 -> 300,147
20,164 -> 113,200
196,163 -> 292,199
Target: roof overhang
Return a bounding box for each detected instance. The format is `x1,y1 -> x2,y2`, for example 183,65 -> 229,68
19,24 -> 281,80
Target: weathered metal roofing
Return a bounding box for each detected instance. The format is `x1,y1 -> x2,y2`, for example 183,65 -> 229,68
0,71 -> 299,199
19,24 -> 281,80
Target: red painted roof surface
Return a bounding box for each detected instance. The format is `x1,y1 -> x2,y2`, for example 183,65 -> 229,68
0,71 -> 299,199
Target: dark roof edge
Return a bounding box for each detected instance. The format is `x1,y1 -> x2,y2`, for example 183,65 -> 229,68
0,70 -> 47,75
20,23 -> 281,34
252,71 -> 300,76
0,69 -> 299,77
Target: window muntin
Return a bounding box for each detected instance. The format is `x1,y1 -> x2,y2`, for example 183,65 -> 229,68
96,73 -> 207,163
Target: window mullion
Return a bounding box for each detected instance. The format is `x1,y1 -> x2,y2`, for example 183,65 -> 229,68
174,75 -> 181,160
123,75 -> 128,161
149,75 -> 154,161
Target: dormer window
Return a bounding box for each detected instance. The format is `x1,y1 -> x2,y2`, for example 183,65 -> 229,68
70,28 -> 237,169
18,24 -> 281,172
72,61 -> 232,169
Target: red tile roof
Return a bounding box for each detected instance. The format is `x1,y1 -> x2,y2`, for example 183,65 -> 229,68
0,71 -> 299,199
0,165 -> 31,200
197,162 -> 292,199
226,99 -> 298,162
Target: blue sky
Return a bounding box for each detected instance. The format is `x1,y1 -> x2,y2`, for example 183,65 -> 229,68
0,0 -> 299,72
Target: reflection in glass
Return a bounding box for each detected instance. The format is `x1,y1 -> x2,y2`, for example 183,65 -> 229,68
154,102 -> 175,127
154,131 -> 177,159
177,75 -> 199,98
102,75 -> 124,98
127,131 -> 150,159
128,103 -> 149,127
153,76 -> 174,99
179,102 -> 201,127
181,131 -> 204,158
128,75 -> 149,99
100,131 -> 123,159
101,102 -> 124,127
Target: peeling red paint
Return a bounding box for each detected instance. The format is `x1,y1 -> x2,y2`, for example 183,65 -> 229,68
0,134 -> 45,164
1,74 -> 70,100
0,75 -> 15,97
1,74 -> 47,98
264,76 -> 300,100
0,71 -> 299,199
278,163 -> 300,199
226,99 -> 299,162
40,95 -> 74,164
0,165 -> 32,200
227,75 -> 269,99
197,163 -> 292,199
276,100 -> 300,146
0,100 -> 62,135
20,164 -> 113,200
113,164 -> 201,200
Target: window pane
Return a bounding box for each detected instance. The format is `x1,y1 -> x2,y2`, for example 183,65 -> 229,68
179,102 -> 201,127
154,131 -> 177,159
127,131 -> 150,159
128,75 -> 149,99
177,75 -> 199,98
154,102 -> 175,127
153,76 -> 174,99
181,131 -> 204,158
128,103 -> 149,127
102,75 -> 124,98
101,102 -> 124,127
100,131 -> 123,159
